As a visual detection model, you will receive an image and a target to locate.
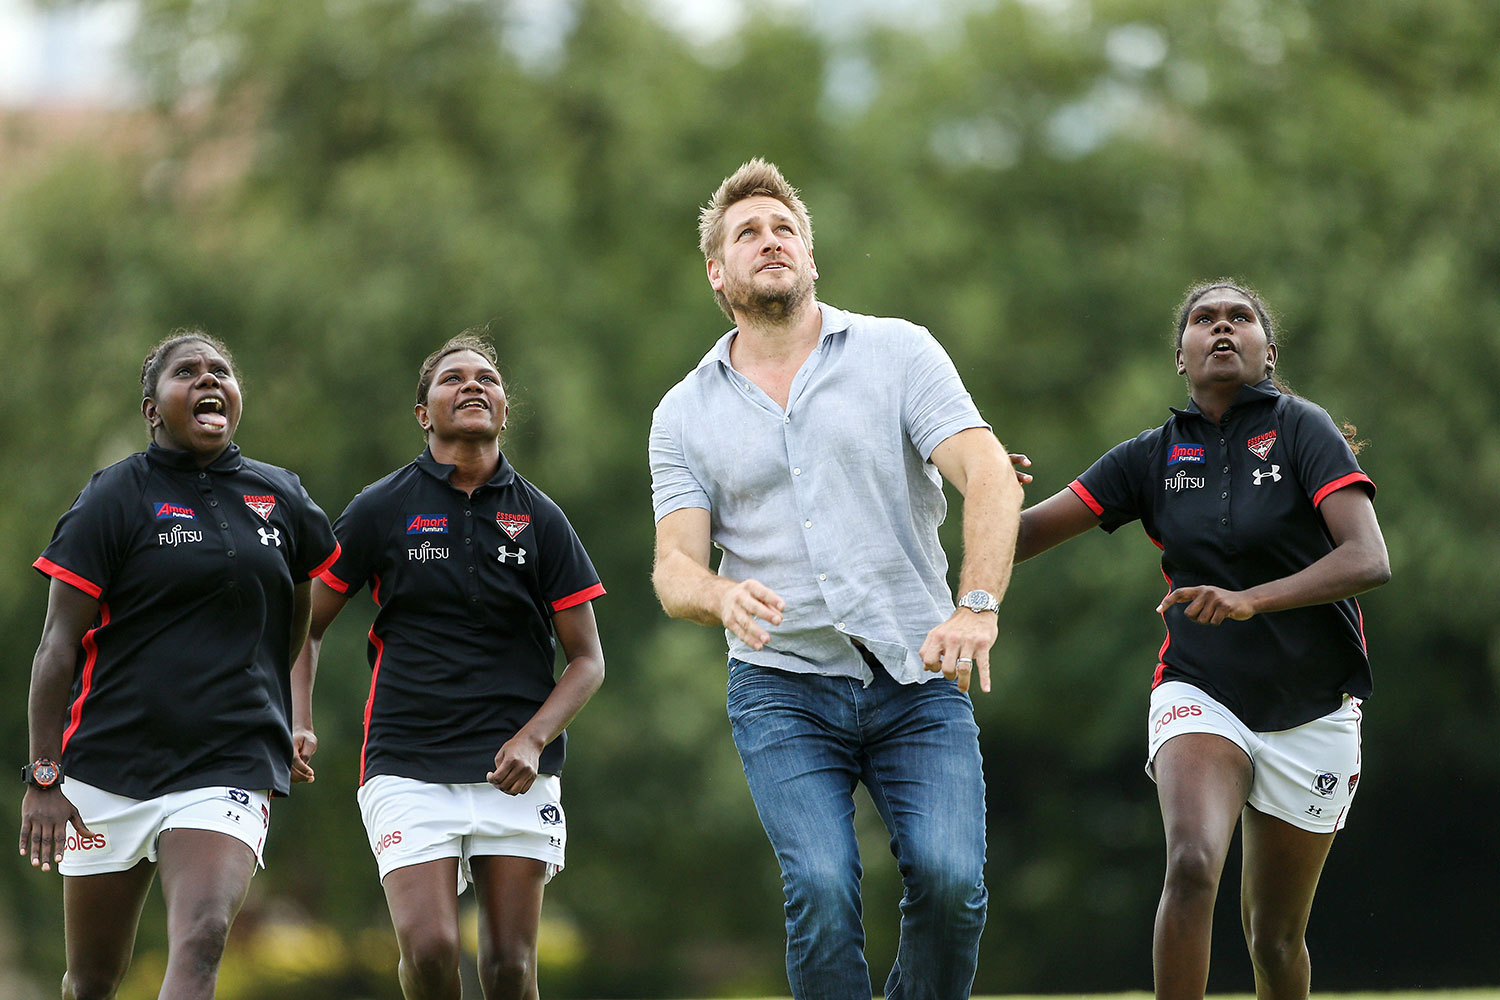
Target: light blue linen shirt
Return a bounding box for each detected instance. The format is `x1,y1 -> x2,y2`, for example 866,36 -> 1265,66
649,303 -> 989,684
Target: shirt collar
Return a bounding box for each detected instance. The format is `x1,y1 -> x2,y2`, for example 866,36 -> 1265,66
146,441 -> 244,473
699,301 -> 853,371
414,446 -> 517,489
1170,379 -> 1280,421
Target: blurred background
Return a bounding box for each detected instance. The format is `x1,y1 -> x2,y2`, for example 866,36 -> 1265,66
2,0 -> 1497,996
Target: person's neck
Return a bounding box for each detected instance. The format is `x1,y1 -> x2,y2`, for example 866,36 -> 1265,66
429,437 -> 501,494
730,297 -> 822,368
1189,380 -> 1247,425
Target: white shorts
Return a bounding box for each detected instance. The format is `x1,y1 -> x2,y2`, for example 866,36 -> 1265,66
57,778 -> 271,876
357,774 -> 566,894
1146,680 -> 1363,833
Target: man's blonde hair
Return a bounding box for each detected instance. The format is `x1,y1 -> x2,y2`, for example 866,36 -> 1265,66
698,158 -> 815,318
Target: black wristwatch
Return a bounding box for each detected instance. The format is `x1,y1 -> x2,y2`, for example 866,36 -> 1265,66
21,758 -> 62,789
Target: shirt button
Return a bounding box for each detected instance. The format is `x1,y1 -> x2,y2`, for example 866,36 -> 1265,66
784,416 -> 791,424
468,566 -> 476,574
198,472 -> 207,479
1221,492 -> 1228,498
227,550 -> 236,557
209,499 -> 218,507
819,573 -> 827,581
470,596 -> 479,604
793,468 -> 801,476
1223,466 -> 1229,473
464,538 -> 471,545
465,510 -> 472,517
836,622 -> 846,630
219,522 -> 228,529
803,520 -> 812,528
1220,518 -> 1228,525
1219,439 -> 1226,446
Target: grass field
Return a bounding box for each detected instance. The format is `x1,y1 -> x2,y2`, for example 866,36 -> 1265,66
707,994 -> 1500,1000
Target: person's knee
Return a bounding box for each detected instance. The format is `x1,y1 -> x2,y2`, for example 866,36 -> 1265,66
478,944 -> 536,1000
169,910 -> 234,981
63,965 -> 128,1000
1162,839 -> 1223,898
396,923 -> 462,982
904,842 -> 986,900
1244,917 -> 1307,975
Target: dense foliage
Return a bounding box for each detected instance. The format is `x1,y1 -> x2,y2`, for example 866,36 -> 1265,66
2,0 -> 1496,995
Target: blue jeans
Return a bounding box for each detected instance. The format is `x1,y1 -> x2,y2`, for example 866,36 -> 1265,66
726,658 -> 988,1000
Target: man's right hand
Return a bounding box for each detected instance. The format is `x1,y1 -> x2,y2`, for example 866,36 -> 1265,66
718,580 -> 786,650
19,787 -> 89,873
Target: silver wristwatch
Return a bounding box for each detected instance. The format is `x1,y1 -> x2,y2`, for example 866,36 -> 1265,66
956,589 -> 1000,614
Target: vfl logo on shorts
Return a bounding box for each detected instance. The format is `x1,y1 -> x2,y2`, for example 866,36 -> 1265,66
537,803 -> 564,827
1311,771 -> 1341,799
226,788 -> 251,805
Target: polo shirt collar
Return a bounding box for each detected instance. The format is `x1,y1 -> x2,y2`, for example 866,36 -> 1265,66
414,446 -> 517,489
700,301 -> 854,371
1171,379 -> 1280,421
146,441 -> 244,473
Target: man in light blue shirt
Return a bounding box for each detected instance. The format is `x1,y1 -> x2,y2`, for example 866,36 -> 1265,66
651,158 -> 1024,1000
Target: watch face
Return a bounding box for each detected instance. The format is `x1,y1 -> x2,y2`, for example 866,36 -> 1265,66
32,761 -> 59,787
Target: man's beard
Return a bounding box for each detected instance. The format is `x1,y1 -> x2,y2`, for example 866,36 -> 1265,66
726,269 -> 814,324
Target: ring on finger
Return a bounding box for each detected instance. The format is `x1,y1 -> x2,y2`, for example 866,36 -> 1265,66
956,657 -> 975,665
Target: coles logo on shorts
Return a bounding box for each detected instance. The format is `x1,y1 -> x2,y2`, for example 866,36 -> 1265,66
243,495 -> 277,520
1153,703 -> 1202,735
1311,771 -> 1340,799
497,512 -> 531,540
1167,444 -> 1205,466
66,824 -> 109,854
406,515 -> 449,535
153,502 -> 197,521
1247,430 -> 1278,460
537,803 -> 563,827
374,830 -> 404,856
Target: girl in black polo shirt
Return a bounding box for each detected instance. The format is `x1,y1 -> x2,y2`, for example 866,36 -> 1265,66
1013,281 -> 1389,1000
20,331 -> 338,1000
292,333 -> 605,1000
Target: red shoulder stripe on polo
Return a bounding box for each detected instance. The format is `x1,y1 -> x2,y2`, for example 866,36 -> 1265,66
1068,479 -> 1104,517
61,602 -> 110,754
34,557 -> 103,600
1312,472 -> 1374,508
309,542 -> 342,580
552,582 -> 606,613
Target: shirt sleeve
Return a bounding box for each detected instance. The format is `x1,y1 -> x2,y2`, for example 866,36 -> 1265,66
531,492 -> 605,613
320,489 -> 385,596
283,474 -> 340,580
649,400 -> 711,522
1071,434 -> 1150,534
34,470 -> 132,600
901,325 -> 989,460
1287,402 -> 1375,508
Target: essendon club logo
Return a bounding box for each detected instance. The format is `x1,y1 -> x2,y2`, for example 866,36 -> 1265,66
1247,430 -> 1277,460
497,512 -> 531,540
243,495 -> 277,520
153,502 -> 197,521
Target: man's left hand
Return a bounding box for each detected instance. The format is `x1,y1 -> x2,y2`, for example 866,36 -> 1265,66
1157,585 -> 1255,625
920,610 -> 999,693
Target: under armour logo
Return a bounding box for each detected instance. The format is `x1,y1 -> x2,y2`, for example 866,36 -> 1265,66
258,526 -> 282,546
1252,465 -> 1281,485
497,546 -> 527,565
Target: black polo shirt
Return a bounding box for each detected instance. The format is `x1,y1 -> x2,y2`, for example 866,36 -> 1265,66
1068,381 -> 1375,731
320,448 -> 604,785
34,443 -> 340,799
